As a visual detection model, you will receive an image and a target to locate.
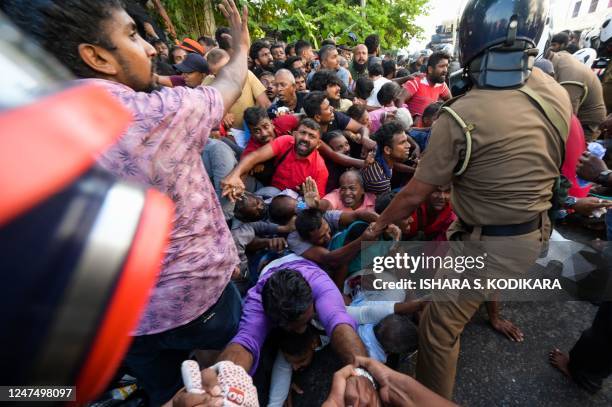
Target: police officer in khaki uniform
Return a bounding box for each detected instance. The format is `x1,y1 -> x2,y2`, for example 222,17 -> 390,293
547,49 -> 605,140
368,0 -> 573,399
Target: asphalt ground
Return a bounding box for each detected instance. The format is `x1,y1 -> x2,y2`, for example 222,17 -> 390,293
290,222 -> 612,407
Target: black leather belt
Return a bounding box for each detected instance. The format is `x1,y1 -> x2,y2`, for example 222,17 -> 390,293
461,216 -> 541,237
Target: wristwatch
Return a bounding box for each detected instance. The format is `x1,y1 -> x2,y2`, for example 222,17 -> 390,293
354,367 -> 377,389
596,169 -> 612,186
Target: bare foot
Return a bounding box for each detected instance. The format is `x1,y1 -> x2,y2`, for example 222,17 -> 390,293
490,317 -> 524,342
549,348 -> 571,378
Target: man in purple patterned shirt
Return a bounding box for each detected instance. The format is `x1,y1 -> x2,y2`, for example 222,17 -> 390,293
2,0 -> 250,404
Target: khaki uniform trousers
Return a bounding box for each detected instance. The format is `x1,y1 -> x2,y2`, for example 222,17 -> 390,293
415,213 -> 551,399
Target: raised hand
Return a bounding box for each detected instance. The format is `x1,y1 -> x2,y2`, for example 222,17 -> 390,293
302,176 -> 321,209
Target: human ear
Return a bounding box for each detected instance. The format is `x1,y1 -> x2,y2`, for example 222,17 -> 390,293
78,43 -> 118,76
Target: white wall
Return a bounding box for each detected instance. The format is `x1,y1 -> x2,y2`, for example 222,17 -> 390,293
552,0 -> 611,31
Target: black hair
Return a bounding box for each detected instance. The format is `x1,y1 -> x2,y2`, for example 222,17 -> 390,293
295,208 -> 325,241
396,67 -> 410,78
243,106 -> 269,128
303,91 -> 328,118
374,190 -> 397,214
257,70 -> 275,79
552,32 -> 570,47
197,35 -> 216,46
1,0 -> 123,78
250,40 -> 270,61
347,104 -> 367,121
368,63 -> 384,77
354,77 -> 374,99
271,42 -> 284,52
262,269 -> 313,327
322,130 -> 345,145
309,70 -> 343,92
295,40 -> 312,56
319,44 -> 337,63
215,26 -> 232,50
290,68 -> 306,80
285,56 -> 303,69
234,192 -> 265,223
321,38 -> 337,47
269,195 -> 297,225
169,46 -> 185,64
364,34 -> 380,54
277,325 -> 318,357
566,43 -> 579,54
427,51 -> 450,69
374,314 -> 418,355
382,59 -> 396,77
285,43 -> 295,56
151,38 -> 166,47
377,82 -> 401,106
423,101 -> 444,120
373,121 -> 405,153
298,117 -> 322,133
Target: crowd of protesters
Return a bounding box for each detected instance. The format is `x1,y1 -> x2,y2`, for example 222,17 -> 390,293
2,0 -> 612,406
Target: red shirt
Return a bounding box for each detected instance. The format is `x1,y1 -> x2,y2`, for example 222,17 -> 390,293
405,202 -> 456,241
241,114 -> 300,158
270,135 -> 328,193
403,76 -> 451,117
562,115 -> 590,198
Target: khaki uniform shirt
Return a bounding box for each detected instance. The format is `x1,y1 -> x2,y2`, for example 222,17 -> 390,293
549,51 -> 606,136
414,68 -> 572,226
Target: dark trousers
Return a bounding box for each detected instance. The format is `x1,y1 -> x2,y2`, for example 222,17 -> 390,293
123,283 -> 242,406
569,302 -> 612,393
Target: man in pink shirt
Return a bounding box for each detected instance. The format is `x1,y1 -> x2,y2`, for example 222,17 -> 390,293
4,0 -> 250,404
403,51 -> 452,118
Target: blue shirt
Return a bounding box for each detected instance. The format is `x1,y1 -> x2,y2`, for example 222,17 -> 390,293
409,127 -> 432,152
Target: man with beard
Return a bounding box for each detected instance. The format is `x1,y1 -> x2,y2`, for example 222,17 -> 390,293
1,0 -> 250,404
250,39 -> 275,76
402,51 -> 451,118
222,118 -> 329,197
350,44 -> 369,81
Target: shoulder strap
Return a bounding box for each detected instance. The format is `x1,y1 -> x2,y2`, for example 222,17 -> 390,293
440,105 -> 474,176
517,85 -> 569,145
558,80 -> 589,107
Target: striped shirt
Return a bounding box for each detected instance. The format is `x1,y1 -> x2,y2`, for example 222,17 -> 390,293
361,160 -> 391,195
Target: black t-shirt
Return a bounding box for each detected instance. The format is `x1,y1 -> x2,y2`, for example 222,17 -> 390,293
268,92 -> 307,118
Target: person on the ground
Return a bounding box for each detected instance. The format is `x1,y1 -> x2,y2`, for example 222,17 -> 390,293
402,51 -> 451,118
361,121 -> 410,195
305,170 -> 376,213
222,118 -> 329,198
366,0 -> 572,398
2,0 -> 252,404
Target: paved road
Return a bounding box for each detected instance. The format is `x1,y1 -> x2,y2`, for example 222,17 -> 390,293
291,224 -> 611,406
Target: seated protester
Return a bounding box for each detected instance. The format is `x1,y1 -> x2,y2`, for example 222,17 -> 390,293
202,48 -> 271,129
375,187 -> 455,241
347,104 -> 372,130
218,260 -> 371,401
269,193 -> 298,227
202,138 -> 239,222
303,91 -> 376,159
302,168 -> 375,214
291,68 -> 308,92
258,70 -> 277,102
268,69 -> 306,118
366,63 -> 391,107
223,118 -> 328,197
368,82 -> 413,133
353,76 -> 375,106
309,70 -> 353,113
288,207 -> 379,276
362,121 -> 410,195
268,313 -> 418,406
409,101 -> 443,152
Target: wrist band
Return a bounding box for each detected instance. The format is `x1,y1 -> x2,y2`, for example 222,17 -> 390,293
354,367 -> 377,389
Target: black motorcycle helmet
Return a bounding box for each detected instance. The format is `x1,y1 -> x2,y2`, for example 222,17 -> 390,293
458,0 -> 550,88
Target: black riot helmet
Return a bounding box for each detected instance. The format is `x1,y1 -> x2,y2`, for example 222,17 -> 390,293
458,0 -> 550,89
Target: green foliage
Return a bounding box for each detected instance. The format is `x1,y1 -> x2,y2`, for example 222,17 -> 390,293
159,0 -> 428,50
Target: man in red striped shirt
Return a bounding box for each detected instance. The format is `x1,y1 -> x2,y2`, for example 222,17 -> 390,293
403,51 -> 452,118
